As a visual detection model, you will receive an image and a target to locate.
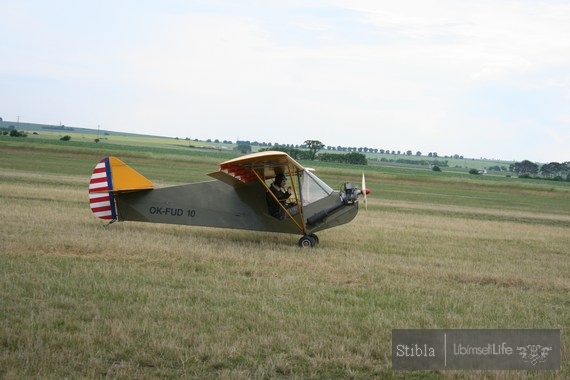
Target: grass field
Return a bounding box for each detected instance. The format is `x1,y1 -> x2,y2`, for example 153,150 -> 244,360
1,137 -> 568,379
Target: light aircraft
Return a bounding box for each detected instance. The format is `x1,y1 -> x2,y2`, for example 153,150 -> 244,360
88,151 -> 369,247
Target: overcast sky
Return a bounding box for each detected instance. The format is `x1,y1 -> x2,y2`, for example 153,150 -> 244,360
2,1 -> 569,162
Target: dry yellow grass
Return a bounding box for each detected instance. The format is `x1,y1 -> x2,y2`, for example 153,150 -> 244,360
0,154 -> 568,379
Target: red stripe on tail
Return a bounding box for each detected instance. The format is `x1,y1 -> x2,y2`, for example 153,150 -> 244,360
88,158 -> 117,220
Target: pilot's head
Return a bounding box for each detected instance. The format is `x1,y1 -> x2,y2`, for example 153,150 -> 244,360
274,174 -> 287,187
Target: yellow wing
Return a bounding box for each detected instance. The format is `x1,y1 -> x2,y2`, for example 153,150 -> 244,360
208,151 -> 305,187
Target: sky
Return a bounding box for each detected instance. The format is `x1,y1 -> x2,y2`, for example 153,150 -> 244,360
1,0 -> 570,163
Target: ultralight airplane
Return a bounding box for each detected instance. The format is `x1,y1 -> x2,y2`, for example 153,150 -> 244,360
88,151 -> 369,247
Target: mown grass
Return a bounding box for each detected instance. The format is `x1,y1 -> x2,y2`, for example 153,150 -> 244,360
1,139 -> 568,379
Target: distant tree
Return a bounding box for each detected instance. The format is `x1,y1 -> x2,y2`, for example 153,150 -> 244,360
432,165 -> 442,172
565,162 -> 570,180
303,140 -> 325,160
345,152 -> 367,165
432,159 -> 449,167
540,162 -> 563,179
60,135 -> 71,141
235,143 -> 252,154
512,160 -> 539,176
9,129 -> 27,137
318,152 -> 367,165
416,151 -> 422,156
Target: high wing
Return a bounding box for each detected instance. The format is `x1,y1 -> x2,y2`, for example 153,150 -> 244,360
207,151 -> 305,187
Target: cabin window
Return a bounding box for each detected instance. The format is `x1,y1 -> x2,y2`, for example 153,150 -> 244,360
300,169 -> 333,206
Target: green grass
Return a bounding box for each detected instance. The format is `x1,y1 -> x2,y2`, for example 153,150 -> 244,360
1,137 -> 568,379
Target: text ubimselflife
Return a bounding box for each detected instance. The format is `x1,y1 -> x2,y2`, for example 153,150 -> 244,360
453,342 -> 513,356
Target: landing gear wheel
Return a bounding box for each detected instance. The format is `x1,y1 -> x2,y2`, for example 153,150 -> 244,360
298,235 -> 316,248
308,233 -> 319,245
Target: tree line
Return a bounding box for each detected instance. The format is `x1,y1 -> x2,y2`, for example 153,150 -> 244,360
511,160 -> 570,180
259,140 -> 368,165
229,139 -> 447,157
1,125 -> 27,137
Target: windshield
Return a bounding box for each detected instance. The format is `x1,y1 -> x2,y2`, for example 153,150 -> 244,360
300,169 -> 334,206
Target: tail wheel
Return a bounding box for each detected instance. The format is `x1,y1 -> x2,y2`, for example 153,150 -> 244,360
298,235 -> 316,248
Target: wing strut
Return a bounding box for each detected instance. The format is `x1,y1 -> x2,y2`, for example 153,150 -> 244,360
286,165 -> 307,232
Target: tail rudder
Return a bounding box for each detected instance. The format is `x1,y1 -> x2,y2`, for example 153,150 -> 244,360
89,157 -> 116,220
88,157 -> 153,221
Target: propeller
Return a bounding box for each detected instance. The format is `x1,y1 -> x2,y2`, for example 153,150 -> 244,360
361,172 -> 369,211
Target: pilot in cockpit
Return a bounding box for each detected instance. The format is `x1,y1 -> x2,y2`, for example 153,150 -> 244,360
266,174 -> 297,219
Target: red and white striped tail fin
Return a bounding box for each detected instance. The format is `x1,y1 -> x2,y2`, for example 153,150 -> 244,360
88,157 -> 154,221
88,157 -> 117,220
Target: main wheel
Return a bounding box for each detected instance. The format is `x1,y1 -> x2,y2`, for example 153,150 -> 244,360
308,233 -> 319,245
298,235 -> 316,248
